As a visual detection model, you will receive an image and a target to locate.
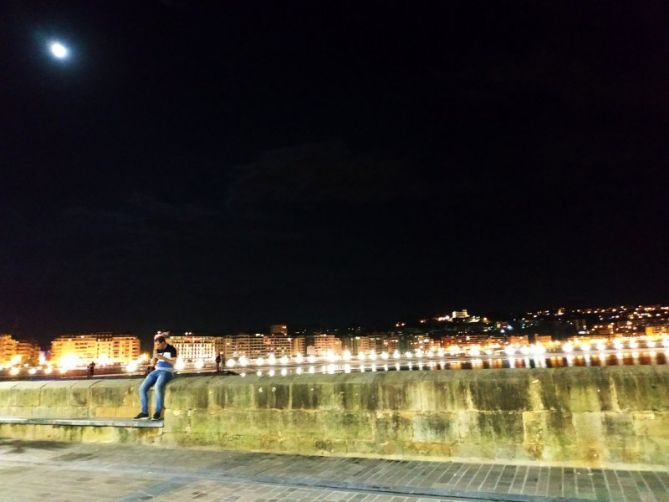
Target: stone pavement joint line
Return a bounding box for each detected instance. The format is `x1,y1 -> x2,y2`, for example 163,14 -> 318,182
1,440 -> 668,502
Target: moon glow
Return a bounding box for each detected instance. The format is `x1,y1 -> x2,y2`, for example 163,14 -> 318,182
49,41 -> 69,59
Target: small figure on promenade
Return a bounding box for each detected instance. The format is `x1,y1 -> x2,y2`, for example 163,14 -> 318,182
133,334 -> 177,421
215,353 -> 223,372
87,361 -> 96,378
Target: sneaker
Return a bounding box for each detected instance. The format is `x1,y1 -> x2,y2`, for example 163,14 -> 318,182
151,412 -> 162,421
133,412 -> 149,420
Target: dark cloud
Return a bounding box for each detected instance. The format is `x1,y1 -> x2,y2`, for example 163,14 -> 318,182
227,141 -> 428,212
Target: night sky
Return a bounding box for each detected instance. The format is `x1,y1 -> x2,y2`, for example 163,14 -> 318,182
2,1 -> 668,343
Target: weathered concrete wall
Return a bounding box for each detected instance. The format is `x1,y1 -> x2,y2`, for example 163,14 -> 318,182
1,366 -> 668,468
0,378 -> 162,444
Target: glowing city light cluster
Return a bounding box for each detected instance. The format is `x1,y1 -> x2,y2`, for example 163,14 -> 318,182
1,334 -> 668,379
218,335 -> 669,378
0,350 -> 149,378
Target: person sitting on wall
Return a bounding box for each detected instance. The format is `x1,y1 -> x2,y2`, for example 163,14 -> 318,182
133,335 -> 177,420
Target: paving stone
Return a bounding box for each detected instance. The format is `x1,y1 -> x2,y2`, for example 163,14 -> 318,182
547,466 -> 564,498
1,440 -> 668,501
443,462 -> 469,488
494,464 -> 516,493
479,463 -> 504,492
467,463 -> 493,492
603,470 -> 627,502
641,471 -> 669,501
508,465 -> 527,494
520,465 -> 539,495
451,462 -> 478,491
435,461 -> 462,485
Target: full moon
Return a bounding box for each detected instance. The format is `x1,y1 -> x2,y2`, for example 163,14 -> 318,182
49,41 -> 69,59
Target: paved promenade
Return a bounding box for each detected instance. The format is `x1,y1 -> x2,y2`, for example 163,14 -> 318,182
0,440 -> 667,501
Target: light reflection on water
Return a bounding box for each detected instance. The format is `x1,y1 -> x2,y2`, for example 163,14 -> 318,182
235,350 -> 668,377
5,350 -> 666,380
458,351 -> 667,370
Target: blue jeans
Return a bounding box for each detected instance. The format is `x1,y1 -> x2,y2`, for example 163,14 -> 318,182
139,369 -> 174,414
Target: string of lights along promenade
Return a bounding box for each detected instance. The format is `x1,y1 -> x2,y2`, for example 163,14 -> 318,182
1,335 -> 667,380
2,305 -> 669,379
217,337 -> 668,377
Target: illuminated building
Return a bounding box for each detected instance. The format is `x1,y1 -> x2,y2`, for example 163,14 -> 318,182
265,324 -> 292,355
16,340 -> 41,365
0,334 -> 41,366
573,319 -> 588,333
168,333 -> 226,363
270,324 -> 288,336
264,335 -> 290,355
232,334 -> 250,357
378,335 -> 399,352
220,336 -> 235,358
591,324 -> 615,337
360,334 -> 400,353
232,333 -> 266,357
509,335 -> 529,345
0,334 -> 17,365
0,333 -> 39,366
308,334 -> 342,356
289,336 -> 305,355
348,336 -> 372,355
452,309 -> 470,319
50,332 -> 140,365
407,334 -> 434,351
646,325 -> 669,336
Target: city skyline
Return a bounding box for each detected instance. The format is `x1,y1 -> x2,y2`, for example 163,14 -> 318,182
2,2 -> 668,340
2,303 -> 668,379
3,301 -> 669,349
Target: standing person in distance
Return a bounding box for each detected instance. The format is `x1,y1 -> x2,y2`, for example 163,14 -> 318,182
133,334 -> 177,420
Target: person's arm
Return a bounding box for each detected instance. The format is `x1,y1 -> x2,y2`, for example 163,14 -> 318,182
153,345 -> 176,363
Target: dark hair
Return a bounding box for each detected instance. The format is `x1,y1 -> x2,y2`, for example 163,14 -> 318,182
155,336 -> 166,343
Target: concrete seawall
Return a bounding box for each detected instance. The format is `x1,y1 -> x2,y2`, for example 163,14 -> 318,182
1,365 -> 667,469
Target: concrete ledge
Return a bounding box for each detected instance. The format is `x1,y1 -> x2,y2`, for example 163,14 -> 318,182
0,416 -> 162,428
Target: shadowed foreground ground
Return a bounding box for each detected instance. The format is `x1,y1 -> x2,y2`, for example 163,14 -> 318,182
1,440 -> 668,501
